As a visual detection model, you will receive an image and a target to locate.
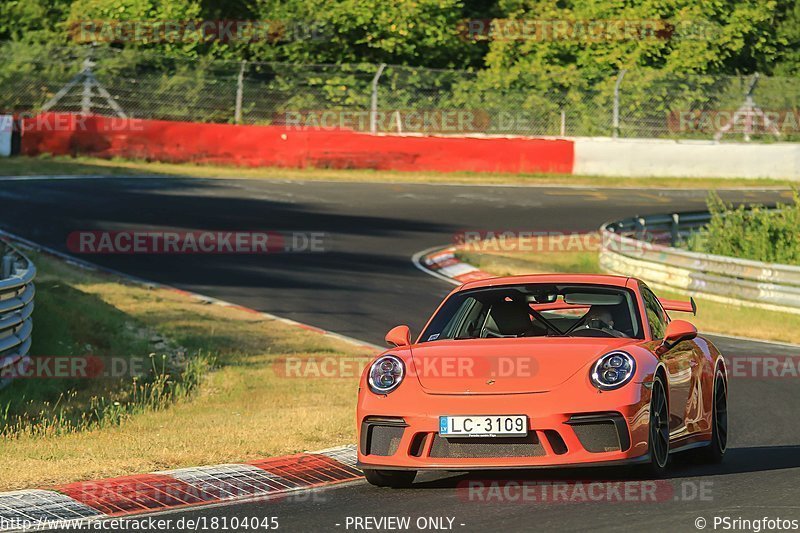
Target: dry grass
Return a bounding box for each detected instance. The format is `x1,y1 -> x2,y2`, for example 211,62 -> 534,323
455,236 -> 800,345
1,155 -> 794,189
0,253 -> 373,490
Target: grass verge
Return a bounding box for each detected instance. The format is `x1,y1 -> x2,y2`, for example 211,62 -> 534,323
0,155 -> 795,189
0,251 -> 373,491
456,236 -> 800,345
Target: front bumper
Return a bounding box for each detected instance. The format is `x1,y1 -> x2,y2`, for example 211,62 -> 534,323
357,387 -> 651,471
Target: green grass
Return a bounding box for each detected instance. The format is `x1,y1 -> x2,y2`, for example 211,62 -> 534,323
0,252 -> 373,490
1,262 -> 212,436
1,154 -> 796,189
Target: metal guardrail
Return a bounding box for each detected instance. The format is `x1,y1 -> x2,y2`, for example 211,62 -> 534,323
0,241 -> 36,389
600,211 -> 800,314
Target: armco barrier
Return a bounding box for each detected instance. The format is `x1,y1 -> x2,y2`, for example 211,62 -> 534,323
0,240 -> 36,389
600,212 -> 800,314
19,113 -> 574,174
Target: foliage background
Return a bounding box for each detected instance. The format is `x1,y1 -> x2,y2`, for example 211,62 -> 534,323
1,0 -> 798,138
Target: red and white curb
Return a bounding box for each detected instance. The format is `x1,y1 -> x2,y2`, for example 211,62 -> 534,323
0,446 -> 359,529
412,245 -> 494,286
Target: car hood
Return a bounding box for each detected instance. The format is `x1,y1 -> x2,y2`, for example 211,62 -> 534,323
409,337 -> 636,394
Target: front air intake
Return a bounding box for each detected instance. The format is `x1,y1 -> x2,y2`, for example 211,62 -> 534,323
566,413 -> 631,453
360,417 -> 407,456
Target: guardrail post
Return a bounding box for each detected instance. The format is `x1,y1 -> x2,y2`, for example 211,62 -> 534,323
670,213 -> 680,246
2,253 -> 14,279
636,217 -> 646,242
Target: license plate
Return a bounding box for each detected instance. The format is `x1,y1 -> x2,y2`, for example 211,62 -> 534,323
439,415 -> 527,437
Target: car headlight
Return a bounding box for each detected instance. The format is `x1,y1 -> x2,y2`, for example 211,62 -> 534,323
368,355 -> 405,394
591,351 -> 636,390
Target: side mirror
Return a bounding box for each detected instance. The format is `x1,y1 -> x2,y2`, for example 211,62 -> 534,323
385,325 -> 411,347
661,319 -> 697,349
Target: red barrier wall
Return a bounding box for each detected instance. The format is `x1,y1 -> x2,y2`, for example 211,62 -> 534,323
20,113 -> 574,174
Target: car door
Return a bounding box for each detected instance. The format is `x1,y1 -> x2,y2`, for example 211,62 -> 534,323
640,284 -> 693,439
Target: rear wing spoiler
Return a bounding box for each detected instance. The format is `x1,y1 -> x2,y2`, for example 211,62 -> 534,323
659,297 -> 697,316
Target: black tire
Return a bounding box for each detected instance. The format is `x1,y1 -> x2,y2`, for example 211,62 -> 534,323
363,468 -> 416,488
642,374 -> 671,477
696,372 -> 728,464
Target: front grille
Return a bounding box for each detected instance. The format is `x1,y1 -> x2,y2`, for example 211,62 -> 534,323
571,422 -> 621,452
429,434 -> 546,458
365,425 -> 404,456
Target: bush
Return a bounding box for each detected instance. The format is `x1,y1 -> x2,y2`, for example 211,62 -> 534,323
686,190 -> 800,265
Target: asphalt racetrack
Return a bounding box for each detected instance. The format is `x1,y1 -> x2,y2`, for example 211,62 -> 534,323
1,176 -> 798,532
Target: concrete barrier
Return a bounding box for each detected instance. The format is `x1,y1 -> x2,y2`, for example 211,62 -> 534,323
574,137 -> 800,180
0,115 -> 12,157
17,113 -> 800,179
19,113 -> 574,175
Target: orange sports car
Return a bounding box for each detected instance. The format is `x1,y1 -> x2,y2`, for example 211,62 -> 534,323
357,274 -> 728,487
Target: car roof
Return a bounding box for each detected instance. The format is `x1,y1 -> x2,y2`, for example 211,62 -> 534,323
458,273 -> 635,292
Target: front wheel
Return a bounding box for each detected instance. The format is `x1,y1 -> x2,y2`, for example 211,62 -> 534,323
696,371 -> 728,464
363,468 -> 416,488
641,374 -> 670,477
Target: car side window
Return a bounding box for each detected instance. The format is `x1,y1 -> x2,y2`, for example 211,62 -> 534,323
641,286 -> 668,339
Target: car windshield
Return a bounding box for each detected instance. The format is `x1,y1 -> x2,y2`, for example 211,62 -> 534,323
419,283 -> 643,342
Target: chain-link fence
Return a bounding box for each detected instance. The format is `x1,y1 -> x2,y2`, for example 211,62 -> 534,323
2,43 -> 798,141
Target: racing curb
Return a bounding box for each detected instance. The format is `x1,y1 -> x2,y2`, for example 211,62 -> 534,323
0,446 -> 360,530
413,245 -> 495,286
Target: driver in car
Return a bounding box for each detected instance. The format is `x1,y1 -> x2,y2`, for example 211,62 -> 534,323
580,306 -> 625,337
